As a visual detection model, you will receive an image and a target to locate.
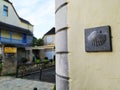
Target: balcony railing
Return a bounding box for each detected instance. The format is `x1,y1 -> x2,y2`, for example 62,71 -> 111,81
0,37 -> 26,45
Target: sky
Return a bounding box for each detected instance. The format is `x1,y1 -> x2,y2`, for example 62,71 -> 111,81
9,0 -> 55,39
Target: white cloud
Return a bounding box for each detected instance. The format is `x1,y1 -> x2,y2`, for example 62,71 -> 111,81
10,0 -> 55,38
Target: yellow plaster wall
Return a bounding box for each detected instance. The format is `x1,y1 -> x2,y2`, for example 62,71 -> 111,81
1,30 -> 10,38
67,0 -> 120,90
12,32 -> 22,40
1,30 -> 22,40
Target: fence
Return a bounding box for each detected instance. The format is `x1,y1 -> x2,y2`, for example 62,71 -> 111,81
16,61 -> 54,80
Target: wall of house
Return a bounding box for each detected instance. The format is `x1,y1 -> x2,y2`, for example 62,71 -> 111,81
0,0 -> 33,75
0,0 -> 33,32
20,22 -> 33,32
44,35 -> 55,45
0,1 -> 20,27
45,49 -> 55,60
67,0 -> 120,90
43,35 -> 55,60
2,52 -> 17,75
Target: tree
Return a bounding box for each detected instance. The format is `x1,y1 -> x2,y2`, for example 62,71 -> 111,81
32,37 -> 44,46
32,37 -> 37,46
36,38 -> 44,46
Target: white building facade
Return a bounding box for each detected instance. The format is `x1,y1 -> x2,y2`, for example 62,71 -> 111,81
43,27 -> 55,60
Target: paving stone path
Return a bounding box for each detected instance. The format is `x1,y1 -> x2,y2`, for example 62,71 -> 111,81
0,76 -> 54,90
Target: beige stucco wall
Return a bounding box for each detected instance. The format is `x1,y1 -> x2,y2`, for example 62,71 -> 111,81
0,0 -> 33,32
44,35 -> 55,45
67,0 -> 120,90
20,22 -> 33,32
0,1 -> 20,26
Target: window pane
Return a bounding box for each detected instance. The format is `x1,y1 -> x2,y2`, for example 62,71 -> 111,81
46,36 -> 52,44
3,5 -> 8,16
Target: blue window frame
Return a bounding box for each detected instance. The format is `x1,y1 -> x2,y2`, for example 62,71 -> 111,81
3,5 -> 8,16
10,32 -> 12,42
22,34 -> 27,43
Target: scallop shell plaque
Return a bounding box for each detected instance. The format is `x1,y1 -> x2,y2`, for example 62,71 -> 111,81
85,26 -> 112,52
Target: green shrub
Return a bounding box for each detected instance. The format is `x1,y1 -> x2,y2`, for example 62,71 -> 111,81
21,57 -> 28,63
35,59 -> 40,63
44,57 -> 49,63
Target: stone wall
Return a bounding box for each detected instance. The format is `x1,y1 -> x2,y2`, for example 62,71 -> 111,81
2,53 -> 17,75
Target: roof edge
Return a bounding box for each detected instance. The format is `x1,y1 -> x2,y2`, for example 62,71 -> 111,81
42,27 -> 55,38
0,21 -> 33,35
4,0 -> 33,26
4,0 -> 12,4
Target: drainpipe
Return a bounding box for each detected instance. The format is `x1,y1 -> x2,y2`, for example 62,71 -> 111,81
55,0 -> 69,90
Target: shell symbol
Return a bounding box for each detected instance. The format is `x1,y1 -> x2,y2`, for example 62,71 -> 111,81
87,31 -> 106,47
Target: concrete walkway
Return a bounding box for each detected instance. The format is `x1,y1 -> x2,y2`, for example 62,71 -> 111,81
0,76 -> 54,90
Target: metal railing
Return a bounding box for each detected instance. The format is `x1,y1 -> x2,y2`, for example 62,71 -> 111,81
16,61 -> 54,80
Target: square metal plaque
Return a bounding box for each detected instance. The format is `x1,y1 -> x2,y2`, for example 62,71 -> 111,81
85,26 -> 112,52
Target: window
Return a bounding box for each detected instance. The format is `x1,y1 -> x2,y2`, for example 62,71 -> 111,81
46,36 -> 52,44
3,5 -> 8,16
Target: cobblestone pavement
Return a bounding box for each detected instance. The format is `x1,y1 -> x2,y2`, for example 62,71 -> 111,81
0,76 -> 54,90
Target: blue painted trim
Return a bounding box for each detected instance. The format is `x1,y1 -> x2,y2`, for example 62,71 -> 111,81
10,32 -> 12,42
22,34 -> 27,43
0,37 -> 26,45
0,34 -> 33,46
